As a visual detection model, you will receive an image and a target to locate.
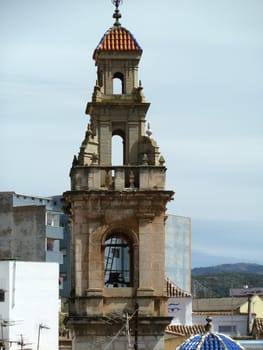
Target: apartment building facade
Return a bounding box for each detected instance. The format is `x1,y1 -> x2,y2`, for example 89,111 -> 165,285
0,192 -> 70,297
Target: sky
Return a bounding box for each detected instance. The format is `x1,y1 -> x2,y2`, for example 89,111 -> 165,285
1,0 -> 263,268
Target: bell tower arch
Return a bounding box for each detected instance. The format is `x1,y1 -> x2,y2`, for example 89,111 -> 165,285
64,2 -> 174,349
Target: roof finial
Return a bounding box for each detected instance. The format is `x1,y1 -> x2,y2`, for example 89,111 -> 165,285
111,0 -> 123,27
146,122 -> 152,137
205,316 -> 214,333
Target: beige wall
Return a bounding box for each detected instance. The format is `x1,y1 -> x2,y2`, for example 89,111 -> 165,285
240,295 -> 263,318
164,334 -> 188,350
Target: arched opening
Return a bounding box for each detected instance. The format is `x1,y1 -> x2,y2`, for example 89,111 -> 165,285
112,134 -> 124,165
113,72 -> 124,94
104,233 -> 132,288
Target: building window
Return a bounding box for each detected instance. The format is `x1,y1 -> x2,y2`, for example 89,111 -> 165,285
59,277 -> 63,288
59,273 -> 67,289
47,238 -> 55,251
104,234 -> 131,287
46,212 -> 60,227
61,248 -> 67,256
218,325 -> 237,335
0,290 -> 5,302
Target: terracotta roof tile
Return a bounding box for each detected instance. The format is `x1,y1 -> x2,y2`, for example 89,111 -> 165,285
192,311 -> 241,316
94,27 -> 142,55
253,318 -> 263,335
166,324 -> 206,336
166,277 -> 191,298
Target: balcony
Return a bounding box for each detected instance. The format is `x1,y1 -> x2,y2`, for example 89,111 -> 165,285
46,250 -> 63,264
46,225 -> 63,240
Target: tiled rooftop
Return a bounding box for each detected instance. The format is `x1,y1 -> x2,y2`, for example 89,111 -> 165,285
192,311 -> 242,316
253,318 -> 263,335
193,297 -> 248,312
166,324 -> 206,336
166,277 -> 191,298
177,333 -> 245,350
94,27 -> 142,54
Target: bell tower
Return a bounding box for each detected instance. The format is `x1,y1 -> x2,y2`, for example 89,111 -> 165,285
64,1 -> 174,349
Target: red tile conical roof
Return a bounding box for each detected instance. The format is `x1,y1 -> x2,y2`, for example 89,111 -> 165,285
93,27 -> 142,57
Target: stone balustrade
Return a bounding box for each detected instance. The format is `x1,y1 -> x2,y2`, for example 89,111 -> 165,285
71,166 -> 166,192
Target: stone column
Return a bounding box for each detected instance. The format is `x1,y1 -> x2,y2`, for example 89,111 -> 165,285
138,217 -> 153,290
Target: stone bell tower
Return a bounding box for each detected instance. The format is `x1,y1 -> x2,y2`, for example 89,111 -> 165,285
64,2 -> 174,349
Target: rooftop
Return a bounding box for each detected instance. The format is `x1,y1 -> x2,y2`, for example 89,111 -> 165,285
176,317 -> 245,350
93,27 -> 142,57
193,297 -> 249,312
166,324 -> 206,336
166,277 -> 191,298
252,318 -> 263,336
177,333 -> 245,350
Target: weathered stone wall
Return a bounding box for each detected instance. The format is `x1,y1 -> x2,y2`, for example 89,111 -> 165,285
65,189 -> 173,334
0,192 -> 46,261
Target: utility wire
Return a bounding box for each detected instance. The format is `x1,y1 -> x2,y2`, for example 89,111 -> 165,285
103,324 -> 126,350
103,309 -> 138,350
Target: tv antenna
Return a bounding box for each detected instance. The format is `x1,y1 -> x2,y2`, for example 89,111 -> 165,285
12,334 -> 32,350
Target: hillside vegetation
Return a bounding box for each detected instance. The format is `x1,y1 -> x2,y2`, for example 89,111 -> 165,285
192,263 -> 263,276
191,263 -> 263,298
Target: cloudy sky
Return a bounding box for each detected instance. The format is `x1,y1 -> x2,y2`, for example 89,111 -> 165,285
1,0 -> 262,267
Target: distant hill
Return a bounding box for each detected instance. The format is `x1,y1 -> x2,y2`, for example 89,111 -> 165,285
192,263 -> 263,276
191,263 -> 263,298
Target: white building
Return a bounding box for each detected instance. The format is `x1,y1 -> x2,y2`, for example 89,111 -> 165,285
168,297 -> 193,325
193,312 -> 250,336
0,192 -> 71,298
192,296 -> 263,337
0,260 -> 59,350
165,215 -> 191,293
